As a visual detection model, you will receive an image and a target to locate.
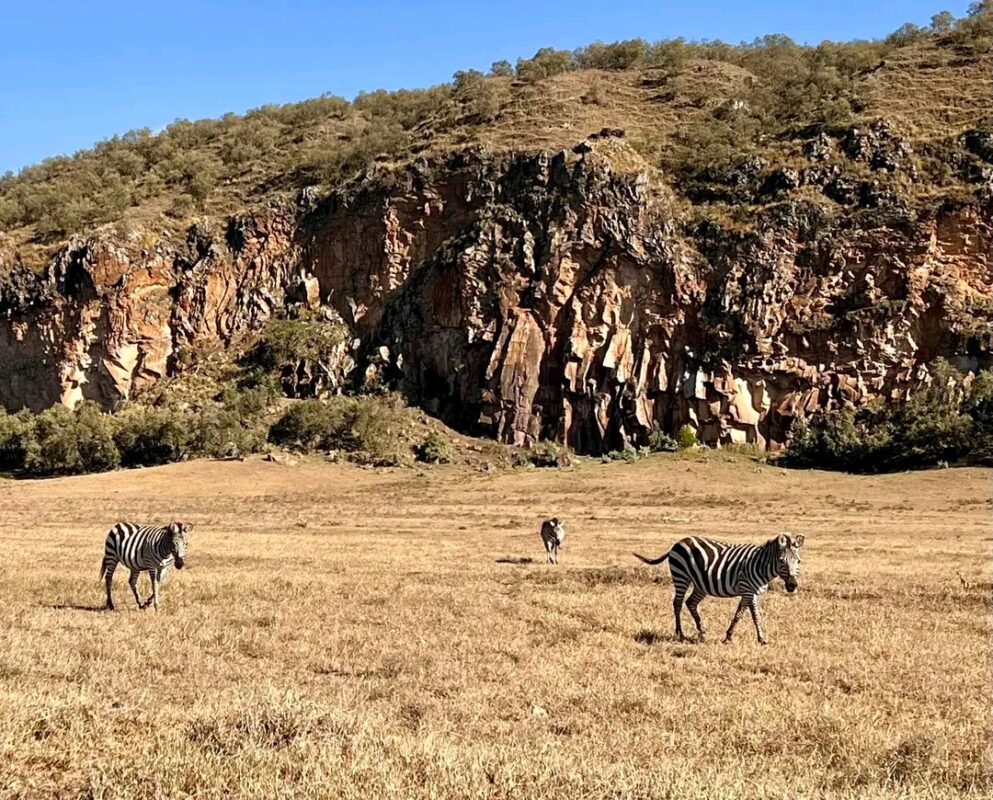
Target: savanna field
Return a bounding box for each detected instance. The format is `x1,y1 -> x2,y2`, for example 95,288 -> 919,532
0,454 -> 989,799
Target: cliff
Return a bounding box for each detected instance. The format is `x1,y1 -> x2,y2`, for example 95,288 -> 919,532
2,127 -> 990,453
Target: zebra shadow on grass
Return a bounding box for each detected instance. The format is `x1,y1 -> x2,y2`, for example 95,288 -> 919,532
495,556 -> 536,565
49,603 -> 107,613
634,628 -> 688,646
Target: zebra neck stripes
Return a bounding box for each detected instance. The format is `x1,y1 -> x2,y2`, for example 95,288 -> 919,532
154,535 -> 173,562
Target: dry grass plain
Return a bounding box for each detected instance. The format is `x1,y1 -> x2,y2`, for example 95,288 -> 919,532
0,454 -> 990,799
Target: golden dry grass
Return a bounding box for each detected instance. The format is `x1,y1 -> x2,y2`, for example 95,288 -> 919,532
0,455 -> 990,798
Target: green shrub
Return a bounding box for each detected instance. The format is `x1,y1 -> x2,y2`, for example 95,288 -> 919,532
647,423 -> 678,452
249,319 -> 346,369
346,395 -> 410,466
415,430 -> 453,464
575,39 -> 649,70
268,399 -> 349,451
602,445 -> 641,462
114,408 -> 193,466
965,370 -> 993,443
21,402 -> 120,476
785,362 -> 988,472
527,441 -> 570,467
245,318 -> 350,398
0,408 -> 32,469
268,394 -> 411,466
951,2 -> 993,52
186,404 -> 265,459
676,425 -> 698,450
515,48 -> 574,81
166,193 -> 195,219
489,60 -> 514,77
452,69 -> 484,92
217,375 -> 280,419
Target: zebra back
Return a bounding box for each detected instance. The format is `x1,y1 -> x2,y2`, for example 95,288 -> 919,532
668,536 -> 775,597
540,518 -> 565,546
102,522 -> 180,573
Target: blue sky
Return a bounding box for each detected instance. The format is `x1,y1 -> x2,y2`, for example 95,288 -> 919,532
0,1 -> 971,174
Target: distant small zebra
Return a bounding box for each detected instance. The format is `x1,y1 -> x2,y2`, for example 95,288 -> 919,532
634,533 -> 804,644
540,518 -> 565,564
100,522 -> 192,611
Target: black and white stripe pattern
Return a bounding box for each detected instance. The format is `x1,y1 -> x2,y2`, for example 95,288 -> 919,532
540,518 -> 565,564
634,533 -> 804,644
100,522 -> 191,611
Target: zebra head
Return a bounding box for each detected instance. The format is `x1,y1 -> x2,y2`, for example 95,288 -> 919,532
168,522 -> 191,569
550,518 -> 565,545
775,533 -> 804,593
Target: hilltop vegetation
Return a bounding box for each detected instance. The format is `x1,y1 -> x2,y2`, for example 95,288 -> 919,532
0,4 -> 990,262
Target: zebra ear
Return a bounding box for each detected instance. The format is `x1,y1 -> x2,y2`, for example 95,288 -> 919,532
793,534 -> 805,547
777,534 -> 788,549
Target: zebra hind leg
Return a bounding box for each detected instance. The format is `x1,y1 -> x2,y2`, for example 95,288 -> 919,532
128,570 -> 145,610
103,561 -> 117,611
672,583 -> 689,641
686,587 -> 707,641
724,597 -> 748,643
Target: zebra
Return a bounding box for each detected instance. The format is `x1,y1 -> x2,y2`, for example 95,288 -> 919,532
540,517 -> 565,564
634,533 -> 804,644
100,522 -> 191,611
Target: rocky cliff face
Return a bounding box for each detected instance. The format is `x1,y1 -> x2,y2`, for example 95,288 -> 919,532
2,131 -> 991,453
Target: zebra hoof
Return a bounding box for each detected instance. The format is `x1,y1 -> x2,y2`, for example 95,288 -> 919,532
723,636 -> 733,644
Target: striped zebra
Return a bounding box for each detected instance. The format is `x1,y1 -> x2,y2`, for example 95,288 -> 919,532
100,522 -> 191,611
540,518 -> 565,564
634,533 -> 804,644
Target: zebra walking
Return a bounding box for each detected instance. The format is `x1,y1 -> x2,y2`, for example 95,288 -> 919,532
634,533 -> 804,644
540,518 -> 565,564
100,522 -> 191,611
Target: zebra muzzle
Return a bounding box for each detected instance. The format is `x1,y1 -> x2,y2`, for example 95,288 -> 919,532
785,579 -> 797,593
175,557 -> 185,569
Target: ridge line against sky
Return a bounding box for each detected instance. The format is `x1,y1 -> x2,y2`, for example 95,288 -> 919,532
0,0 -> 973,174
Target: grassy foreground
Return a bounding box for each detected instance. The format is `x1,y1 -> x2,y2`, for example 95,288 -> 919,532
0,455 -> 989,799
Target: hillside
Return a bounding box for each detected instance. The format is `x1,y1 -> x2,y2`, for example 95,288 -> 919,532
0,9 -> 991,458
1,15 -> 990,262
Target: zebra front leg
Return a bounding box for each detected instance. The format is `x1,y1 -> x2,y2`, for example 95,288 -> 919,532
747,595 -> 767,645
103,561 -> 117,611
546,541 -> 555,565
150,571 -> 161,611
686,587 -> 707,641
724,597 -> 748,643
128,570 -> 144,609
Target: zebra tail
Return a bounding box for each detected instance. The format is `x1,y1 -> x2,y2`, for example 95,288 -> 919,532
633,551 -> 670,565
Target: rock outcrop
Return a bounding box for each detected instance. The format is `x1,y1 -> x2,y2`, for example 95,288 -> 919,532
2,131 -> 991,453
